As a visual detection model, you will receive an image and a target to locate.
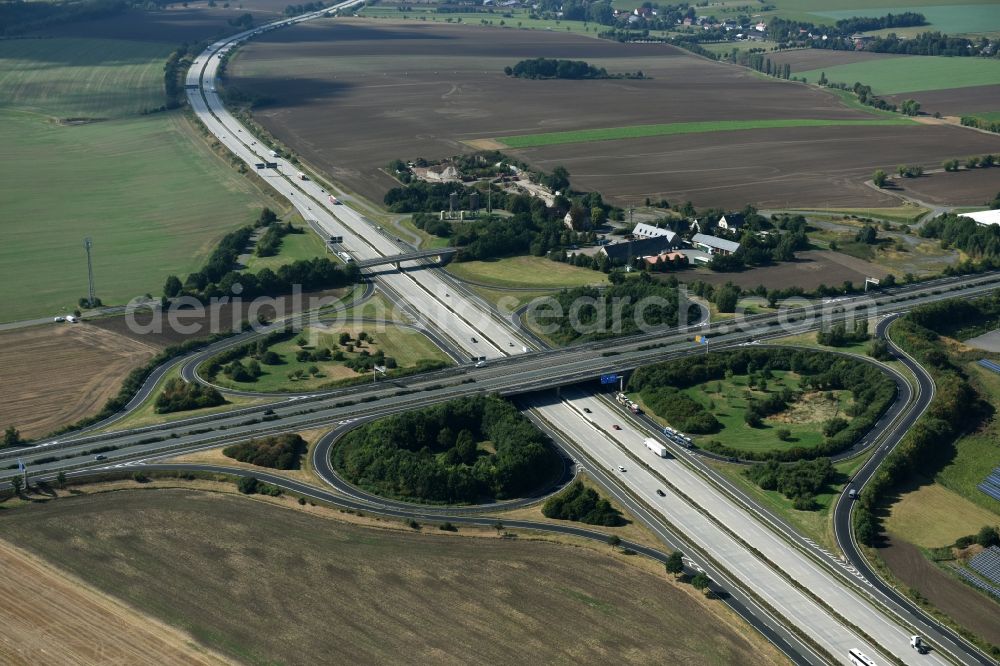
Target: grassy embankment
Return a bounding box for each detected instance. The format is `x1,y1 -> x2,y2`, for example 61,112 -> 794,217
0,37 -> 272,322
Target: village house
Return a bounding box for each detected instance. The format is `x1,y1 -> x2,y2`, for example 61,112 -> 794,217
692,233 -> 740,256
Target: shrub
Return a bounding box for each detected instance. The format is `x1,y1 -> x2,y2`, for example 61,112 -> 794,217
154,378 -> 225,414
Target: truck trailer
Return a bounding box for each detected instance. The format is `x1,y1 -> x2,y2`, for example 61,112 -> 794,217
644,438 -> 668,458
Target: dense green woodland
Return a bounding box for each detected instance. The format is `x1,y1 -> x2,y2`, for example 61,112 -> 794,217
504,58 -> 645,80
746,458 -> 837,510
542,481 -> 623,526
629,348 -> 896,461
224,434 -> 307,470
332,396 -> 560,504
853,293 -> 1000,547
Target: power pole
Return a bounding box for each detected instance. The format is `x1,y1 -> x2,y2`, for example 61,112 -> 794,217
84,237 -> 96,308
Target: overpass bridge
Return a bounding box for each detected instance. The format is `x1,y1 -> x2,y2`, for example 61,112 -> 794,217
338,246 -> 460,269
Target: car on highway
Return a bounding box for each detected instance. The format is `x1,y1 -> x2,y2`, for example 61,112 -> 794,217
93,454 -> 107,461
617,465 -> 626,472
612,424 -> 622,430
470,337 -> 477,343
475,360 -> 487,368
656,489 -> 666,497
53,316 -> 65,322
583,408 -> 592,414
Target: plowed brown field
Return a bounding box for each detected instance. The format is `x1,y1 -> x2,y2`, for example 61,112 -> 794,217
230,18 -> 1000,208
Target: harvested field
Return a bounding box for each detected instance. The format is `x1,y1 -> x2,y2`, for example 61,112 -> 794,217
768,49 -> 906,73
226,18 -> 979,208
672,250 -> 884,291
892,168 -> 1000,207
886,84 -> 1000,118
0,539 -> 229,666
0,489 -> 786,666
0,324 -> 158,439
879,534 -> 1000,647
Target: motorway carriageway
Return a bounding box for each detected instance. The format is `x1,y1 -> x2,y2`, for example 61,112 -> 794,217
187,31 -> 526,363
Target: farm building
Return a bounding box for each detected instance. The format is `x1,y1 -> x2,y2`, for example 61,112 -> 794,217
960,209 -> 1000,227
600,237 -> 677,264
692,233 -> 740,256
632,223 -> 679,245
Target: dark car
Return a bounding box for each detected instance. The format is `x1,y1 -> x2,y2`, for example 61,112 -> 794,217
612,424 -> 622,431
583,408 -> 592,414
656,489 -> 666,497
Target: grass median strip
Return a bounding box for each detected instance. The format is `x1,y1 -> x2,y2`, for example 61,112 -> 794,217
493,118 -> 915,148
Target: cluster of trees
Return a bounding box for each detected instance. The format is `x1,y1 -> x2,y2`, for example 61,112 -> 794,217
744,388 -> 795,428
2,426 -> 23,449
641,387 -> 721,433
542,481 -> 624,526
331,396 -> 560,504
256,221 -> 302,257
284,1 -> 325,16
962,116 -> 1000,134
833,12 -> 926,34
708,227 -> 808,273
539,273 -> 687,345
203,325 -> 297,380
629,348 -> 896,460
954,525 -> 1000,550
237,476 -> 283,496
412,212 -> 453,238
904,289 -> 1000,340
896,164 -> 924,178
946,154 -> 998,170
223,434 -> 307,470
504,58 -> 645,80
228,12 -> 254,28
223,358 -> 263,382
921,213 -> 1000,267
745,458 -> 836,510
853,297 -> 991,546
817,320 -> 870,347
154,378 -> 225,414
733,51 -> 791,80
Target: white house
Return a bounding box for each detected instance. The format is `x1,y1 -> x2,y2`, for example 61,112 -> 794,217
716,214 -> 745,232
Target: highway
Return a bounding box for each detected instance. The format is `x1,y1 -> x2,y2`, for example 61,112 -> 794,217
5,6 -> 998,666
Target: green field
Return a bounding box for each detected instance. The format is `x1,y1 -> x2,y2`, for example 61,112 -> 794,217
243,223 -> 330,273
799,56 -> 1000,95
812,4 -> 1000,35
447,256 -> 608,289
209,322 -> 452,392
799,206 -> 929,224
495,118 -> 914,148
0,37 -> 271,322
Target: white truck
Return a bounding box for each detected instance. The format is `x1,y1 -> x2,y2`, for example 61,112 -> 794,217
644,437 -> 668,458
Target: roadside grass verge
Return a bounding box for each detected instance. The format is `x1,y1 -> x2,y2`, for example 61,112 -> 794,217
447,256 -> 608,289
797,206 -> 929,225
493,117 -> 914,148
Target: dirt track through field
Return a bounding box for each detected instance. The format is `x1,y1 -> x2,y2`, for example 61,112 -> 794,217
0,539 -> 230,666
0,324 -> 158,439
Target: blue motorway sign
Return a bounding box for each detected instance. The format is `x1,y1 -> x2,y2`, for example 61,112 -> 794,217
600,373 -> 620,385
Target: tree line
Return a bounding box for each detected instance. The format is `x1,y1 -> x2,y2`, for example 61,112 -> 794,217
853,296 -> 994,547
224,433 -> 307,469
256,221 -> 303,257
331,396 -> 560,504
746,458 -> 837,510
542,481 -> 624,526
629,348 -> 897,461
